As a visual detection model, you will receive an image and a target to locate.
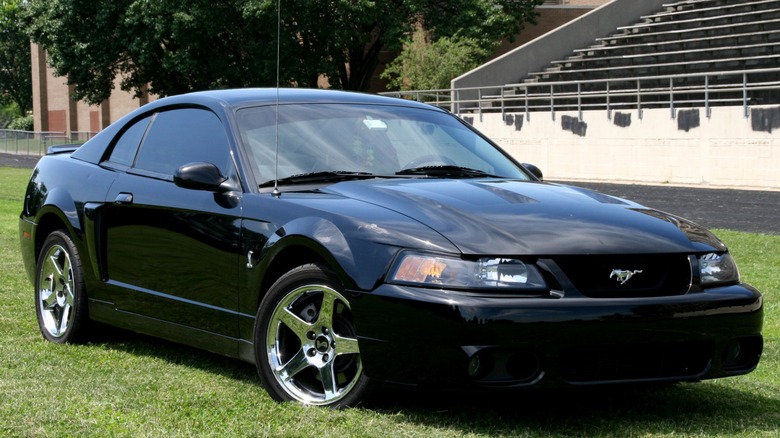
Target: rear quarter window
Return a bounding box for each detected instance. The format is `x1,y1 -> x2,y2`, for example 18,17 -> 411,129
107,116 -> 152,166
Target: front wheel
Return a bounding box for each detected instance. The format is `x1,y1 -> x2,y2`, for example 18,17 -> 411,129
255,264 -> 371,407
35,230 -> 89,343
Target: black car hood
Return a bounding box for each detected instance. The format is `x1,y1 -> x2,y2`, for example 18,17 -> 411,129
323,179 -> 726,255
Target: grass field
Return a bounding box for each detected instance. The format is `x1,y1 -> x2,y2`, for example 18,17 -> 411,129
1,166 -> 778,437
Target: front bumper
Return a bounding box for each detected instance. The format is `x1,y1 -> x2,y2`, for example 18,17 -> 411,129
350,283 -> 763,388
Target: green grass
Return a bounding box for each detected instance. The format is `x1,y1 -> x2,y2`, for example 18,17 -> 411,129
1,166 -> 779,437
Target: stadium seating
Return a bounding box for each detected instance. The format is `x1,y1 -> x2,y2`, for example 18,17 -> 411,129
499,0 -> 780,114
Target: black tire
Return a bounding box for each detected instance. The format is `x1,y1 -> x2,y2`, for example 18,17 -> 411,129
254,263 -> 371,407
34,230 -> 89,343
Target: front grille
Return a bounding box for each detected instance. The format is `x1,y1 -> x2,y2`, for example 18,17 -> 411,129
559,341 -> 713,383
553,254 -> 691,298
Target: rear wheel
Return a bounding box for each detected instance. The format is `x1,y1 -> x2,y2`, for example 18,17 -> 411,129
255,264 -> 370,407
35,230 -> 89,343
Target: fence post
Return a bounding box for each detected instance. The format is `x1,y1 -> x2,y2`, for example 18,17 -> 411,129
743,72 -> 749,119
525,87 -> 530,122
705,75 -> 711,119
670,77 -> 675,120
550,84 -> 555,122
501,87 -> 505,120
637,79 -> 643,120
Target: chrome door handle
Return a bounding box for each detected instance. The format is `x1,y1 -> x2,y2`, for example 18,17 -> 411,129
114,193 -> 134,204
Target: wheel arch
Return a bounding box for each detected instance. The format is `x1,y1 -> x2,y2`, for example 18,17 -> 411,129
256,235 -> 354,313
29,187 -> 95,287
33,206 -> 80,263
247,212 -> 404,315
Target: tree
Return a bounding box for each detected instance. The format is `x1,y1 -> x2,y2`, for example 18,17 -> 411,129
381,29 -> 489,91
25,0 -> 544,105
25,0 -> 277,104
0,0 -> 32,116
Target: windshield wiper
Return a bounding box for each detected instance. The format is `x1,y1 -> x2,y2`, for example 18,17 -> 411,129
395,165 -> 501,178
259,171 -> 378,188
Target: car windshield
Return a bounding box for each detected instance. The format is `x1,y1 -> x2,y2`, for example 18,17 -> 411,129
235,103 -> 530,186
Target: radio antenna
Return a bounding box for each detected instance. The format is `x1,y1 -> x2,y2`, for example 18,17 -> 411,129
272,0 -> 282,198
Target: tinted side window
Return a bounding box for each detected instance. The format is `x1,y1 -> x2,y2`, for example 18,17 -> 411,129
108,116 -> 151,166
134,108 -> 231,176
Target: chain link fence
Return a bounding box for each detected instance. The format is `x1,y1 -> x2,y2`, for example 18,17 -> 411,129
0,130 -> 93,156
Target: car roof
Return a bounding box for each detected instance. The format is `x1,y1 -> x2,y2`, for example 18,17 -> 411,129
147,88 -> 442,111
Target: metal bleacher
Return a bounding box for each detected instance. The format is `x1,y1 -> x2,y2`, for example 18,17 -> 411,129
514,0 -> 780,115
388,0 -> 780,119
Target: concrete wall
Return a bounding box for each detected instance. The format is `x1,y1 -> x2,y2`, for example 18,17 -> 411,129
467,106 -> 780,191
485,7 -> 597,66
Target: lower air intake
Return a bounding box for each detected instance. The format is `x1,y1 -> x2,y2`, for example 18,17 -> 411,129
559,341 -> 712,383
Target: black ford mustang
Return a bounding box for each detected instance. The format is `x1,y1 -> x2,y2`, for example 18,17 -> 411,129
19,89 -> 762,407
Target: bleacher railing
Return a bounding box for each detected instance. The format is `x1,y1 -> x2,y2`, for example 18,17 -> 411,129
382,67 -> 780,121
0,130 -> 94,156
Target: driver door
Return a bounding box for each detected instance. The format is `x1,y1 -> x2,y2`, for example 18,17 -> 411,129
102,107 -> 242,338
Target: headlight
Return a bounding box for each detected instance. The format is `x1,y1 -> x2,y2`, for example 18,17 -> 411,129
699,252 -> 739,286
389,253 -> 547,290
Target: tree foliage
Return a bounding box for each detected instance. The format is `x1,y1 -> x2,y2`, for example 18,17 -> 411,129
25,0 -> 544,105
8,114 -> 32,130
381,30 -> 490,91
0,0 -> 32,115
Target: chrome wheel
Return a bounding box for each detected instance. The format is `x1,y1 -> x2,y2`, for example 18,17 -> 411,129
256,264 -> 369,407
35,230 -> 88,343
38,243 -> 74,338
267,284 -> 361,405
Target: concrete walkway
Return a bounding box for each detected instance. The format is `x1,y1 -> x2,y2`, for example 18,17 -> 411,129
561,180 -> 780,235
0,153 -> 40,169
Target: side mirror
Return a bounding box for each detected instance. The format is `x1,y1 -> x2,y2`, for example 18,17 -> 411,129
521,163 -> 544,181
174,162 -> 229,192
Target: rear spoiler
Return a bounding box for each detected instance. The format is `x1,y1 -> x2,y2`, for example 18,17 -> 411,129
46,144 -> 82,155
